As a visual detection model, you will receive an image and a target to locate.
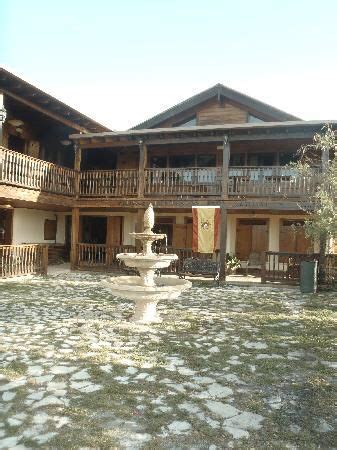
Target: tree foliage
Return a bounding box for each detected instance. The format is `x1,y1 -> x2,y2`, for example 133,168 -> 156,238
294,124 -> 337,244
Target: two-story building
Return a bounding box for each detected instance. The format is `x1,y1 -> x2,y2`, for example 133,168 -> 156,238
0,69 -> 331,277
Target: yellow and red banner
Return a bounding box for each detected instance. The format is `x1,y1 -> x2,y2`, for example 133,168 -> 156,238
192,206 -> 220,253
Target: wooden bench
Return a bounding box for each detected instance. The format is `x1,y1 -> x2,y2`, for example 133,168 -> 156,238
179,258 -> 220,285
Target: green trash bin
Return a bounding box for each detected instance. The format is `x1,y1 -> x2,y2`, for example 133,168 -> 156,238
300,260 -> 318,294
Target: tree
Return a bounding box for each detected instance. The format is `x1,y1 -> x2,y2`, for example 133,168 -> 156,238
293,124 -> 337,280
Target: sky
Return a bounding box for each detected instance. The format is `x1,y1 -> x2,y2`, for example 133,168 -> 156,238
1,0 -> 337,130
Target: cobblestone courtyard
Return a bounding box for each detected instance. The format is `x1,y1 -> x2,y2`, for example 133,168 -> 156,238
0,272 -> 336,449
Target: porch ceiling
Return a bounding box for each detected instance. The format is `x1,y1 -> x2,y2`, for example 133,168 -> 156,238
70,120 -> 337,148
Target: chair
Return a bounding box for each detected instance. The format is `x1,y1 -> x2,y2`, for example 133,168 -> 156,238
246,252 -> 262,275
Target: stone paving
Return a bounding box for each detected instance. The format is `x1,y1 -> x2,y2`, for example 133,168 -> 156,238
0,272 -> 336,449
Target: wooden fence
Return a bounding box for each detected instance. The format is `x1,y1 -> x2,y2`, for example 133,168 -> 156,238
145,168 -> 222,196
228,166 -> 320,197
0,147 -> 76,195
0,244 -> 48,278
80,170 -> 138,197
262,251 -> 337,286
76,243 -> 137,269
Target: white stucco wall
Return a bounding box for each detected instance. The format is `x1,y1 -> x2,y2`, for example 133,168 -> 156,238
12,209 -> 65,244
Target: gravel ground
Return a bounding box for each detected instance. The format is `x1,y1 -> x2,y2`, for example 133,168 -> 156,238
0,272 -> 336,449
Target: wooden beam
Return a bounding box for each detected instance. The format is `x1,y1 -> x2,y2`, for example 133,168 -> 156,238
70,207 -> 80,269
74,144 -> 82,199
1,88 -> 87,133
0,92 -> 5,146
138,140 -> 147,198
228,131 -> 315,142
219,203 -> 227,281
222,135 -> 230,199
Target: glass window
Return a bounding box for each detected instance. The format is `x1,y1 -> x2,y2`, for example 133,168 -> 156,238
247,152 -> 275,166
150,156 -> 167,168
279,152 -> 298,165
173,116 -> 197,127
230,153 -> 245,166
169,154 -> 195,167
197,154 -> 216,167
247,114 -> 264,123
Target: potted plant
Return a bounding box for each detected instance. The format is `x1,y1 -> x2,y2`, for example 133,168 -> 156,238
226,254 -> 241,274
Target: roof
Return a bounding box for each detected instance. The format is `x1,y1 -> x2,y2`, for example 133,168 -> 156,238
132,83 -> 301,129
71,120 -> 336,147
0,68 -> 111,133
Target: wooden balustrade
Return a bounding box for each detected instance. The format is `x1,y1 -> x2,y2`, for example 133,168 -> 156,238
0,146 -> 321,200
0,146 -> 76,195
80,170 -> 138,197
228,166 -> 320,197
262,251 -> 319,284
76,243 -> 136,269
0,244 -> 48,278
145,167 -> 222,196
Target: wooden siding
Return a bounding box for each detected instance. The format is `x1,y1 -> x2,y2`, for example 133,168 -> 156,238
197,99 -> 248,125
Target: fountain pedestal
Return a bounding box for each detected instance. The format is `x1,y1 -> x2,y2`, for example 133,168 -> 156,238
105,204 -> 191,323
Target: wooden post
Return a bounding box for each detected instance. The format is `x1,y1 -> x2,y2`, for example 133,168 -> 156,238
74,144 -> 82,198
0,92 -> 6,146
70,207 -> 80,269
219,203 -> 227,281
261,252 -> 266,283
41,245 -> 49,275
222,135 -> 230,199
138,140 -> 147,198
319,146 -> 330,283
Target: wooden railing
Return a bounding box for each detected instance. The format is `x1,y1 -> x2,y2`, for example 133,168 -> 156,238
77,243 -> 136,269
0,147 -> 76,195
262,251 -> 319,284
80,170 -> 138,197
0,244 -> 48,278
228,166 -> 320,197
145,167 -> 222,196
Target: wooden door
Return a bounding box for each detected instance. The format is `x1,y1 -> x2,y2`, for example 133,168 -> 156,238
252,224 -> 268,254
236,223 -> 252,260
172,224 -> 188,248
106,217 -> 123,246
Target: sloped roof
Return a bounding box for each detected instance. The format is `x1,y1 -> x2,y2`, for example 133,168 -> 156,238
0,68 -> 111,133
132,83 -> 300,129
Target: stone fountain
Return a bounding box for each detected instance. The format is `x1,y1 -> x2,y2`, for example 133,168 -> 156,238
105,204 -> 191,323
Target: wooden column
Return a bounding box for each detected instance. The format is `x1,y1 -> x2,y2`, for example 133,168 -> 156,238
319,145 -> 330,281
0,92 -> 6,146
138,140 -> 147,198
41,245 -> 49,275
222,135 -> 230,199
70,207 -> 80,269
219,203 -> 227,281
74,144 -> 82,198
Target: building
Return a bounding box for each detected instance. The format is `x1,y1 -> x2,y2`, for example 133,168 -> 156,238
0,68 -> 331,277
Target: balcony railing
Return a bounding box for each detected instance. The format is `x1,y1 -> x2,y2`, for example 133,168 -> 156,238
80,170 -> 138,197
0,147 -> 320,200
228,166 -> 320,197
145,167 -> 222,196
0,147 -> 76,196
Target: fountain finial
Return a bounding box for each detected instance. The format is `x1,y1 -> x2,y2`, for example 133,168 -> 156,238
144,203 -> 155,233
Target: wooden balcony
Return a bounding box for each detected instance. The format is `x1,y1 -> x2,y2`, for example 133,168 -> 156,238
80,170 -> 138,197
144,167 -> 222,196
0,146 -> 76,196
0,147 -> 320,201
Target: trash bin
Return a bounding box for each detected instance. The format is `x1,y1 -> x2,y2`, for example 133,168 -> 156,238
300,260 -> 318,294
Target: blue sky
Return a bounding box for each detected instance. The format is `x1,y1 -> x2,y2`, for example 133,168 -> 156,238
1,0 -> 337,129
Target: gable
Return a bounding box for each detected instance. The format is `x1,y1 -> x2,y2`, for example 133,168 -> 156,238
132,83 -> 300,129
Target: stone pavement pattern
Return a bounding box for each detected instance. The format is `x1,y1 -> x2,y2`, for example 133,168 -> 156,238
0,272 -> 335,449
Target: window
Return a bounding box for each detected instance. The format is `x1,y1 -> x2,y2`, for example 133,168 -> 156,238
279,152 -> 298,166
169,154 -> 195,168
173,115 -> 197,127
44,219 -> 57,240
230,153 -> 245,166
150,156 -> 167,168
197,154 -> 216,167
247,114 -> 264,123
247,152 -> 275,166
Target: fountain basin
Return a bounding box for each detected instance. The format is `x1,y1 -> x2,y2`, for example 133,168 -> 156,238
117,253 -> 178,271
105,275 -> 191,302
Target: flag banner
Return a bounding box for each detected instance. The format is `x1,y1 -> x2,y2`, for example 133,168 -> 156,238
192,206 -> 220,253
